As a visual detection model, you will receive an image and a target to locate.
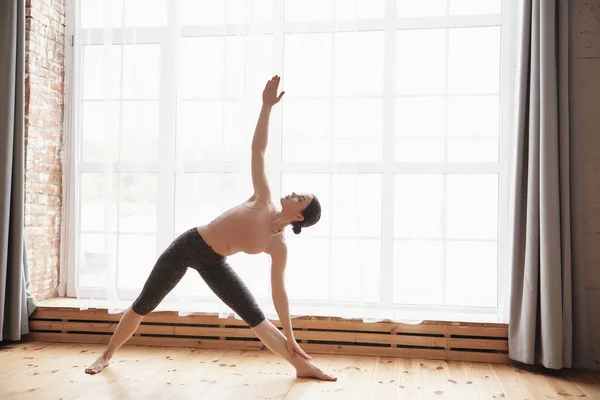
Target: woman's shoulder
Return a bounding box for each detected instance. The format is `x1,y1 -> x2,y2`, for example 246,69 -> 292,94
243,194 -> 273,210
265,230 -> 286,254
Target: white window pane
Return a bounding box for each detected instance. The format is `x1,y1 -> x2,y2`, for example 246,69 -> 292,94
449,27 -> 501,94
396,97 -> 445,137
171,269 -> 213,297
336,0 -> 385,19
81,101 -> 120,161
397,29 -> 446,94
180,0 -> 225,25
80,0 -> 102,28
81,173 -> 117,232
224,100 -> 261,160
121,101 -> 159,135
284,138 -> 331,163
80,0 -> 122,29
117,235 -> 156,288
123,44 -> 161,99
334,99 -> 383,162
397,0 -> 446,17
252,0 -> 275,23
120,101 -> 159,161
446,241 -> 497,307
81,46 -> 102,98
446,174 -> 498,239
281,174 -> 330,237
232,252 -> 272,299
181,0 -> 274,26
447,138 -> 498,162
178,101 -> 223,161
448,96 -> 499,137
179,99 -> 258,162
227,0 -> 274,24
80,0 -> 115,28
118,173 -> 157,233
334,139 -> 382,162
394,174 -> 443,238
332,239 -> 381,302
449,0 -> 502,15
334,99 -> 383,139
284,34 -> 333,97
224,37 -> 246,98
123,0 -> 166,27
285,0 -> 333,22
395,138 -> 445,162
225,35 -> 274,98
82,45 -> 122,99
393,241 -> 443,305
81,173 -> 104,231
175,173 -> 254,234
180,38 -> 223,98
282,100 -> 331,163
226,0 -> 246,24
332,175 -> 381,237
447,95 -> 499,162
286,238 -> 330,300
79,233 -> 116,287
166,101 -> 258,165
335,32 -> 384,96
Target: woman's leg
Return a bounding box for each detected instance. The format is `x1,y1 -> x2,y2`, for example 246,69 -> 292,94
251,319 -> 336,381
85,306 -> 145,374
85,242 -> 189,374
196,262 -> 336,381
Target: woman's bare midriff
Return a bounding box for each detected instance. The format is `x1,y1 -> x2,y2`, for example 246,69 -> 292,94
196,225 -> 230,257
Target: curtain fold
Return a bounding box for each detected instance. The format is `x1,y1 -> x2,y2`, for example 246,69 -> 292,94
0,0 -> 38,342
508,0 -> 591,369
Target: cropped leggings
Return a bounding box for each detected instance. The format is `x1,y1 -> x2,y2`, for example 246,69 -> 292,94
131,228 -> 266,328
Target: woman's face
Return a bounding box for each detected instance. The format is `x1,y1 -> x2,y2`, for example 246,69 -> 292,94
280,192 -> 312,217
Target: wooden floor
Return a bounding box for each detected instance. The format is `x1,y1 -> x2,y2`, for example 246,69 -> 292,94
1,342 -> 598,400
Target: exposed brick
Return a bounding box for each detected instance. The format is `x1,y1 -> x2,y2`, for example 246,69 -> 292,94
24,0 -> 65,300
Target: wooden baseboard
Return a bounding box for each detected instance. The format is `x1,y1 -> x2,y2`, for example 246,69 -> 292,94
27,305 -> 510,364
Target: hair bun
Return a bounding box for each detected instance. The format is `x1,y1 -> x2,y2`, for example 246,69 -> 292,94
292,225 -> 302,235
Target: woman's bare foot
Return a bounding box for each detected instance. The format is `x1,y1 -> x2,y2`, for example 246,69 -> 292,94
85,354 -> 110,374
296,363 -> 337,381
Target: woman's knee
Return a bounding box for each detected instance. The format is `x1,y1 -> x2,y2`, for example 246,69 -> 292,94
246,309 -> 266,328
131,299 -> 155,316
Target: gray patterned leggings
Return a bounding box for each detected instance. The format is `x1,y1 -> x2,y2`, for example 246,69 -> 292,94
131,228 -> 266,328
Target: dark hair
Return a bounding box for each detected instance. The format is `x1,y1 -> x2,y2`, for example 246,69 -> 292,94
291,195 -> 321,235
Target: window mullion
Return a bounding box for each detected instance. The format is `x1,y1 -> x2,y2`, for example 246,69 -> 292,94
65,0 -> 79,297
381,0 -> 397,307
496,4 -> 516,321
270,0 -> 285,304
157,0 -> 178,254
442,17 -> 450,306
273,0 -> 285,203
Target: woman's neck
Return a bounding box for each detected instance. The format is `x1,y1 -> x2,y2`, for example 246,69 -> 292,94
269,211 -> 293,233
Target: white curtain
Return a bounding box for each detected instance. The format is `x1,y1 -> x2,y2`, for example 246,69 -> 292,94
71,0 -> 513,324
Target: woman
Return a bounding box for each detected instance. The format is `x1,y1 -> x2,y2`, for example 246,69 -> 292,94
85,76 -> 337,381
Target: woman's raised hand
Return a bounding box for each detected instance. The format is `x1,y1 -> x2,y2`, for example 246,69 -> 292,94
262,75 -> 285,107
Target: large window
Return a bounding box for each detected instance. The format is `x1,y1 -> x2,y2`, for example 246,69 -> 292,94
66,0 -> 514,322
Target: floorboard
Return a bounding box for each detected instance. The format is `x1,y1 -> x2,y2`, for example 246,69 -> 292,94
1,341 -> 598,400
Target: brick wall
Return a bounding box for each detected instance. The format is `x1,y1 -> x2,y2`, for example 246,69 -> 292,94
24,0 -> 65,300
573,0 -> 600,368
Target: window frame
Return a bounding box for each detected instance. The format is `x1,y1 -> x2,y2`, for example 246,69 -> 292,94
62,0 -> 516,322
